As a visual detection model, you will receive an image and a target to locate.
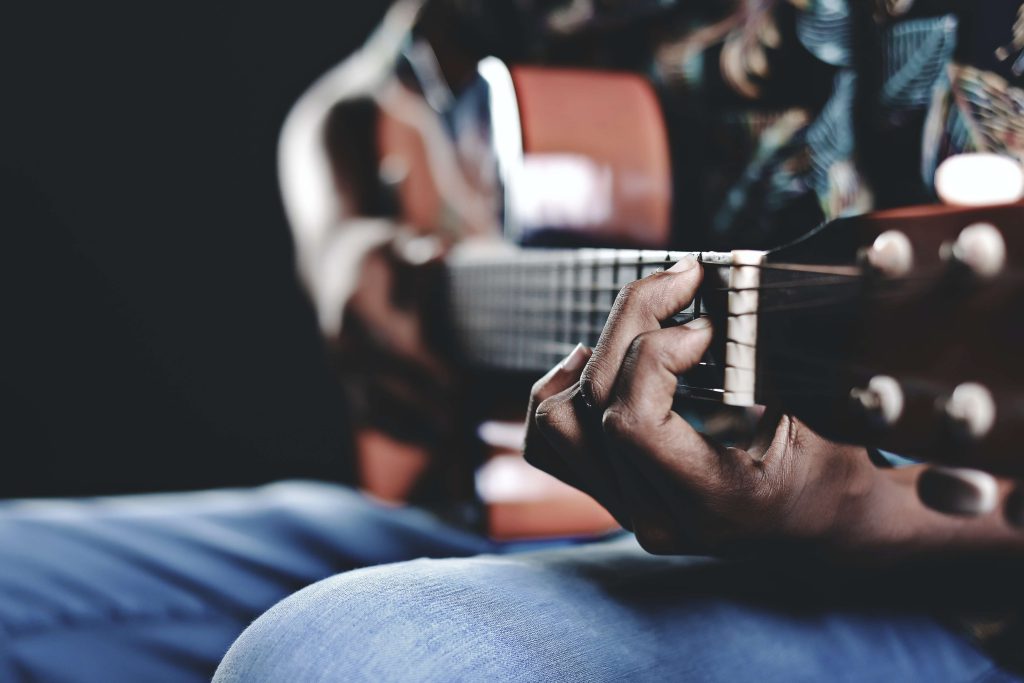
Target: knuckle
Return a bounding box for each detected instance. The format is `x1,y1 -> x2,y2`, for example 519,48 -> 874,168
534,395 -> 572,434
533,396 -> 556,427
615,280 -> 642,309
613,271 -> 679,322
615,278 -> 653,314
578,367 -> 609,409
626,331 -> 663,365
602,404 -> 639,440
626,333 -> 648,362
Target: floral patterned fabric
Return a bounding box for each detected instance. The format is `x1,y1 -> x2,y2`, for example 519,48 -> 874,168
650,0 -> 1024,249
648,0 -> 1024,664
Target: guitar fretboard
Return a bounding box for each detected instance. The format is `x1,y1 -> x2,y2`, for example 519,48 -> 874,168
446,245 -> 714,373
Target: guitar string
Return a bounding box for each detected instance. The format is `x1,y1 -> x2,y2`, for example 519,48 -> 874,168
455,322 -> 941,397
448,236 -> 1024,399
449,257 -> 964,398
450,279 -> 935,321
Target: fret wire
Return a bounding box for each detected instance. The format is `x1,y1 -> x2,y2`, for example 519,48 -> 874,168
464,334 -> 727,371
457,261 -> 861,280
458,299 -> 702,319
457,256 -> 694,269
464,321 -> 609,335
451,249 -> 720,381
560,259 -> 570,348
573,255 -> 583,347
462,283 -> 631,294
459,281 -> 858,298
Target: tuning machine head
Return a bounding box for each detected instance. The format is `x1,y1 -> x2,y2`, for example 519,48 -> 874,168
940,222 -> 1007,279
918,466 -> 1000,517
861,231 -> 914,278
940,382 -> 997,443
851,375 -> 904,427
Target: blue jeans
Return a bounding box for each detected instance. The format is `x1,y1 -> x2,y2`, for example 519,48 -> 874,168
0,482 -> 492,682
216,543 -> 1019,682
0,481 -> 1016,682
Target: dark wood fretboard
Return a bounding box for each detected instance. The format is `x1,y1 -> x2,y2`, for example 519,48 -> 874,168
447,244 -> 718,374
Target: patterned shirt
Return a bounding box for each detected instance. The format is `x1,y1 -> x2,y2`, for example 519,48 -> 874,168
643,0 -> 1024,248
642,0 -> 1024,663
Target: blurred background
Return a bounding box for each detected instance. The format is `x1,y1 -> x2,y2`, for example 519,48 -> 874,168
2,1 -> 395,497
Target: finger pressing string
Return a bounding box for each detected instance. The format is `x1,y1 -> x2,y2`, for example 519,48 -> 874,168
580,255 -> 702,411
602,317 -> 726,495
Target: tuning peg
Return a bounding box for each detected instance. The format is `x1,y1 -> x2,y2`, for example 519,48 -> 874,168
850,375 -> 904,427
863,231 -> 914,277
941,382 -> 997,441
935,153 -> 1024,207
917,466 -> 999,517
941,223 -> 1007,278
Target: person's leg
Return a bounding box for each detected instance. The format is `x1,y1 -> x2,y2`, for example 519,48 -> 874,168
217,535 -> 1019,682
0,481 -> 491,683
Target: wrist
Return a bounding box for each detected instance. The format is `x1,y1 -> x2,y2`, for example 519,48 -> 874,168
823,457 -> 900,562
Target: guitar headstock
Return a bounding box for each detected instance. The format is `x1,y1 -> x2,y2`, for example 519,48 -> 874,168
748,201 -> 1024,475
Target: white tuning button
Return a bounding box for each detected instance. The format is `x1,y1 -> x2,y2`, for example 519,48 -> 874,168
935,153 -> 1024,206
944,382 -> 997,440
851,375 -> 905,426
949,223 -> 1007,278
865,231 -> 914,277
918,467 -> 1000,516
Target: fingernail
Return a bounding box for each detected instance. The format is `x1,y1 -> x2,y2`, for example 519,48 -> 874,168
668,254 -> 698,273
685,316 -> 712,330
1006,487 -> 1024,528
559,343 -> 590,373
917,467 -> 999,516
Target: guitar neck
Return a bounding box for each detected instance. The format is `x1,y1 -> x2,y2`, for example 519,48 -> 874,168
446,243 -> 742,380
441,203 -> 1024,475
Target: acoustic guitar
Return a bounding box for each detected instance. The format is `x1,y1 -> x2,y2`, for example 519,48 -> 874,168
308,0 -> 1024,537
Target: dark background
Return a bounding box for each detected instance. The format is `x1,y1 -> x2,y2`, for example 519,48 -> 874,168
2,1 -> 390,496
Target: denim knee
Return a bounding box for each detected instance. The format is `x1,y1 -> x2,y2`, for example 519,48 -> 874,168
214,543 -> 1016,683
214,555 -> 550,683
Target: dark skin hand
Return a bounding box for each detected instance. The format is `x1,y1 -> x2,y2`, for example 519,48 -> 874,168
524,257 -> 1024,564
